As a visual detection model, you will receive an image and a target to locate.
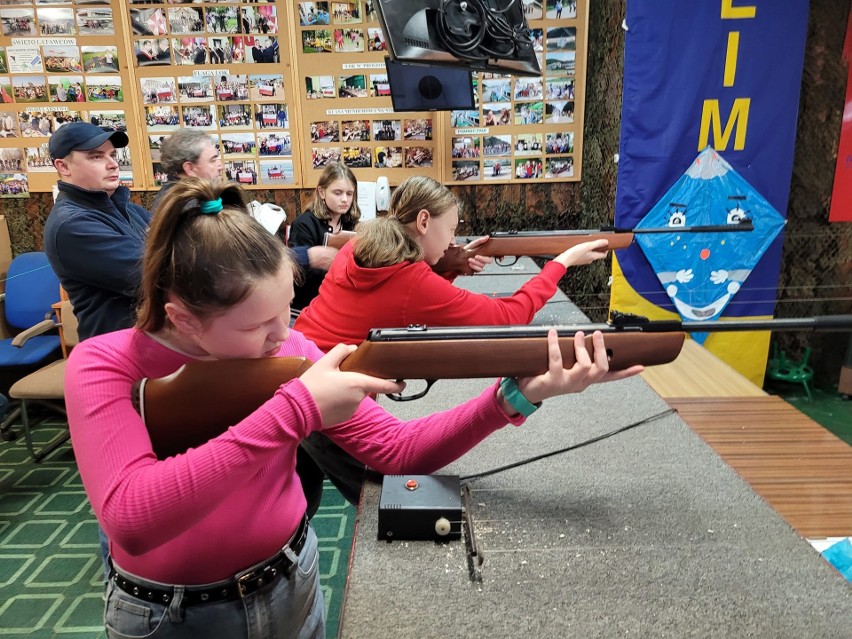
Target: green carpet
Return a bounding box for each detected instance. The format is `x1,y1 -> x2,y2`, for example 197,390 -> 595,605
0,420 -> 355,639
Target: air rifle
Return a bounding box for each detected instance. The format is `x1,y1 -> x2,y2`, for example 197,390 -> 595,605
322,220 -> 755,265
134,312 -> 851,459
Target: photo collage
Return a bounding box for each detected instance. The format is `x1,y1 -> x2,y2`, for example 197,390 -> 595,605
447,0 -> 582,183
130,1 -> 295,186
295,1 -> 442,184
0,0 -> 131,193
0,0 -> 586,193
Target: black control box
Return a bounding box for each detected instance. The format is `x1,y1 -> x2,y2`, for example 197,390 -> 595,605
378,474 -> 462,542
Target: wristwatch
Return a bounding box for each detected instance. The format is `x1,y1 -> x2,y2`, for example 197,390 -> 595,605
499,377 -> 541,417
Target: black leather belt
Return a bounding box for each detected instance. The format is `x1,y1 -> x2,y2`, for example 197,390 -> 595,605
110,513 -> 309,606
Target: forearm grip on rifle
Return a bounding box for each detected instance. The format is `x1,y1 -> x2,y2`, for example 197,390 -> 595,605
339,332 -> 684,379
473,232 -> 635,258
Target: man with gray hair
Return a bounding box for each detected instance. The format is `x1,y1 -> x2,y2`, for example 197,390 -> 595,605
153,128 -> 337,320
151,128 -> 223,211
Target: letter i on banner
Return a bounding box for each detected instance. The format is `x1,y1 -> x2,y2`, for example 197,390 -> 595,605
829,9 -> 852,223
611,0 -> 810,384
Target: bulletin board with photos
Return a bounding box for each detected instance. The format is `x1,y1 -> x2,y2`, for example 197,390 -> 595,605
0,0 -> 145,195
293,0 -> 440,187
130,0 -> 302,190
0,0 -> 587,195
444,0 -> 586,185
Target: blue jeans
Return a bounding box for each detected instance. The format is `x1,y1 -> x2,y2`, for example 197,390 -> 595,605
103,527 -> 324,639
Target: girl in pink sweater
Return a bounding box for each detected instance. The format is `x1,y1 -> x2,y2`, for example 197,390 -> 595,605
66,178 -> 639,639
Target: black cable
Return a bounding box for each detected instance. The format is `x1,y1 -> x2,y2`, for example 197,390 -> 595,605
459,408 -> 677,482
434,0 -> 532,63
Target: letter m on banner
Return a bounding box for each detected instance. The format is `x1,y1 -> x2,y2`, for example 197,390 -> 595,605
611,0 -> 809,384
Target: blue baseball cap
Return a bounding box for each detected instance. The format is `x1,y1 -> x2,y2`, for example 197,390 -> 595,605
49,122 -> 129,160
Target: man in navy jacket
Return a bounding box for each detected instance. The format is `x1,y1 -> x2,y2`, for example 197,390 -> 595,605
43,122 -> 151,341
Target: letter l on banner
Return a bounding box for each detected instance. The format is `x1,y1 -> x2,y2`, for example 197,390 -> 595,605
611,0 -> 809,384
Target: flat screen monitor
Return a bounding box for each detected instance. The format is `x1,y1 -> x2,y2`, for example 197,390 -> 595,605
376,0 -> 541,77
385,58 -> 475,112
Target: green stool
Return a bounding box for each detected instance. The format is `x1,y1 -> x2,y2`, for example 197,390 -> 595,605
766,345 -> 814,402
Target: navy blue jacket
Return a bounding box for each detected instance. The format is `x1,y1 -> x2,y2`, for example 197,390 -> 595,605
44,182 -> 151,340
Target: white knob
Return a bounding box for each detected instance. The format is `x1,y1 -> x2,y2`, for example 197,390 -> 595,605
435,517 -> 452,536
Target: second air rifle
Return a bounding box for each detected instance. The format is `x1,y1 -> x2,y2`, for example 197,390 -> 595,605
324,219 -> 755,266
134,312 -> 851,459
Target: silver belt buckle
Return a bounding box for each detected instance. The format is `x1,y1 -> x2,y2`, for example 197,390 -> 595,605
236,570 -> 257,598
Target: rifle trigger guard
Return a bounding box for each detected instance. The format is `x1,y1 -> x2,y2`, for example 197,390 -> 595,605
385,380 -> 436,402
495,256 -> 518,267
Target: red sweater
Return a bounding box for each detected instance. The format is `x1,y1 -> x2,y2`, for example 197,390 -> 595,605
294,242 -> 567,351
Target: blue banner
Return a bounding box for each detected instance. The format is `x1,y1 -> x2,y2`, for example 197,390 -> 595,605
613,0 -> 809,318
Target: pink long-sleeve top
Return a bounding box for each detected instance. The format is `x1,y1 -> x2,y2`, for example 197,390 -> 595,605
65,328 -> 522,585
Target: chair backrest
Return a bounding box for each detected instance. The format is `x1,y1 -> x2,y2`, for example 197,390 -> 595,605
4,253 -> 61,331
58,299 -> 79,351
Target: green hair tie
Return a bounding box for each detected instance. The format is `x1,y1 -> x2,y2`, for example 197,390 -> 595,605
199,198 -> 223,214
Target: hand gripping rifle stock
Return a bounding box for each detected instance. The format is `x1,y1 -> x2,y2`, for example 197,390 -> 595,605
135,312 -> 851,459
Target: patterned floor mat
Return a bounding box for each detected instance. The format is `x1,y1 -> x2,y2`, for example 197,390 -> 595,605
0,421 -> 354,639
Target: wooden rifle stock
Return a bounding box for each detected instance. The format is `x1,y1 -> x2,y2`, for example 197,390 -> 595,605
321,222 -> 753,262
466,221 -> 754,259
473,230 -> 635,256
321,229 -> 635,256
323,230 -> 357,249
136,357 -> 313,460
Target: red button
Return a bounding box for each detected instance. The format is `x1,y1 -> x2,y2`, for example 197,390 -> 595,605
405,479 -> 418,490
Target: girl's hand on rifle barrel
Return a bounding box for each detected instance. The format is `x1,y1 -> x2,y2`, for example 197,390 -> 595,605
553,239 -> 610,269
299,343 -> 405,428
516,330 -> 643,406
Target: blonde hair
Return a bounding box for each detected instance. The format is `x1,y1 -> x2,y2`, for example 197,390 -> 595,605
136,178 -> 296,331
354,176 -> 457,268
310,163 -> 361,226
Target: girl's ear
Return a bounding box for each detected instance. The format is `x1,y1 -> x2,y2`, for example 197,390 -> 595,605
414,208 -> 430,236
316,186 -> 326,202
164,299 -> 203,336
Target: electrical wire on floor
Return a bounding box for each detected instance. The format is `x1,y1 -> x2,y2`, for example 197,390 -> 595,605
459,408 -> 677,482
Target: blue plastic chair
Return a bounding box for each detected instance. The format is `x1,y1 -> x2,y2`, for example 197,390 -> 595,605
0,252 -> 62,443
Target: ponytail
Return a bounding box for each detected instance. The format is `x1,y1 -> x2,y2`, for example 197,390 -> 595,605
137,177 -> 294,331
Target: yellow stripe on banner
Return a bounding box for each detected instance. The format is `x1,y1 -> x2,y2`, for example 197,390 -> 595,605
610,254 -> 771,387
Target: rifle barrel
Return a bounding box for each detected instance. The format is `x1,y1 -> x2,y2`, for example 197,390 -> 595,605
629,221 -> 755,234
679,316 -> 852,333
365,315 -> 852,341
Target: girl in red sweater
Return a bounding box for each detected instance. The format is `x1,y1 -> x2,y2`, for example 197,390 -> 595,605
294,175 -> 611,351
